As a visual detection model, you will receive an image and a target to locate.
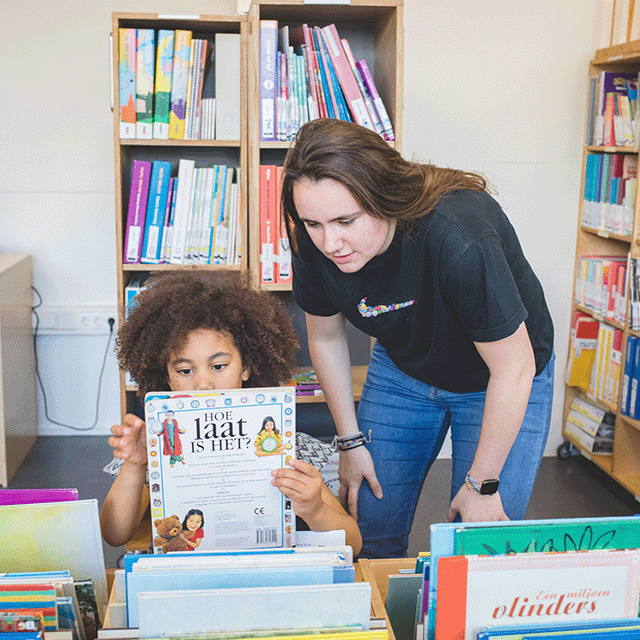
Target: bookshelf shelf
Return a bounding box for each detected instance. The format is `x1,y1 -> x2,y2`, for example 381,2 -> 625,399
563,40 -> 640,502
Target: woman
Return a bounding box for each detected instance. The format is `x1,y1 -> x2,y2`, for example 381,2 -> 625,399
281,119 -> 554,558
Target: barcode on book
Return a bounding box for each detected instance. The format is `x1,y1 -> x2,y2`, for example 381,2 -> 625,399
256,528 -> 278,544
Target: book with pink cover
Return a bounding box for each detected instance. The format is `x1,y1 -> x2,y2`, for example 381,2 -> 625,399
0,488 -> 78,505
435,548 -> 640,640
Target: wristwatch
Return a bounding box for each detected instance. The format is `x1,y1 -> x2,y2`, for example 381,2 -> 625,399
465,472 -> 500,495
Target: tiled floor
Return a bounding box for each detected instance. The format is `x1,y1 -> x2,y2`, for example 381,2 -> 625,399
6,436 -> 639,567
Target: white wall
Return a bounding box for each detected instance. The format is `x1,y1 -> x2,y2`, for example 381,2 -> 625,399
0,0 -> 612,451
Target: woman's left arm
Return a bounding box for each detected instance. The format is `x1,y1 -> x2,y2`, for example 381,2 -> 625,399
446,321 -> 536,523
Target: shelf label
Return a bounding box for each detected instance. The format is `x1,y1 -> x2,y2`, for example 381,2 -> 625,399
157,14 -> 200,19
304,0 -> 350,3
608,54 -> 624,61
597,230 -> 610,238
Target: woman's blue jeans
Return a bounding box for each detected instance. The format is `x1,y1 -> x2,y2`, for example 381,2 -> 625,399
355,342 -> 555,558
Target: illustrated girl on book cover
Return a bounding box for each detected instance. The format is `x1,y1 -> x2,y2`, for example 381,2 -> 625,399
161,410 -> 186,467
182,508 -> 205,550
254,415 -> 288,456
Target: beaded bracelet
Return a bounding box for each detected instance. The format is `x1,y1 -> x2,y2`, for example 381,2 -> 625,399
333,429 -> 372,451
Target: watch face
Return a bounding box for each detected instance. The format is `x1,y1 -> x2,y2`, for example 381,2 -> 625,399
480,479 -> 500,495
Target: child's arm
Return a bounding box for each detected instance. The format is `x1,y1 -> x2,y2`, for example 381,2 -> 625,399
100,413 -> 149,547
271,457 -> 362,557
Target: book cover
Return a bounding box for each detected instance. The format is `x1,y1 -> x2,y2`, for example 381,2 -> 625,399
140,160 -> 172,264
0,584 -> 57,631
153,30 -> 174,140
135,29 -> 155,140
118,28 -> 136,139
145,387 -> 296,552
0,488 -> 78,505
259,165 -> 276,284
621,335 -> 637,415
435,549 -> 640,640
126,564 -> 355,627
168,30 -> 193,140
123,160 -> 152,264
260,20 -> 278,141
428,514 -> 640,640
137,582 -> 372,639
73,579 -> 100,640
215,33 -> 241,140
320,25 -> 374,131
478,619 -> 640,640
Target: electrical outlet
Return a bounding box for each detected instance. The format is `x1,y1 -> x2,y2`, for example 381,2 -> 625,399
33,305 -> 118,335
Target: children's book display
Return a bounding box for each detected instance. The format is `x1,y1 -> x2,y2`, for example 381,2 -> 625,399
145,387 -> 296,553
424,514 -> 640,640
0,498 -> 105,640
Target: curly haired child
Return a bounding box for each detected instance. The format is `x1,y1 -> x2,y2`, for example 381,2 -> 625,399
99,271 -> 361,556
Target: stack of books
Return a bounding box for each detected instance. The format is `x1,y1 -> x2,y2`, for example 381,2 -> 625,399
122,159 -> 241,266
425,515 -> 640,640
118,28 -> 240,141
259,21 -> 394,142
285,370 -> 323,397
0,492 -> 106,640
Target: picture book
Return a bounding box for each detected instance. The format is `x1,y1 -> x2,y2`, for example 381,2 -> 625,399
135,29 -> 155,139
118,28 -> 136,139
428,514 -> 640,640
0,500 -> 107,621
145,387 -> 296,552
152,29 -> 174,140
478,618 -> 640,640
137,582 -> 372,639
435,548 -> 640,640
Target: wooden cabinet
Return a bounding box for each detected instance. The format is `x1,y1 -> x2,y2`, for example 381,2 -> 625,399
0,254 -> 37,486
110,13 -> 248,416
562,41 -> 640,501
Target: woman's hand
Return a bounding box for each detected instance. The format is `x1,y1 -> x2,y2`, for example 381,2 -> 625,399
338,446 -> 383,521
446,484 -> 509,523
108,413 -> 147,467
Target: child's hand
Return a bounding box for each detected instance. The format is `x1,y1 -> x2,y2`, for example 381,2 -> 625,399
108,414 -> 147,467
271,458 -> 324,520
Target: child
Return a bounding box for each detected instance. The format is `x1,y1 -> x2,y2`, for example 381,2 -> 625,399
99,272 -> 361,556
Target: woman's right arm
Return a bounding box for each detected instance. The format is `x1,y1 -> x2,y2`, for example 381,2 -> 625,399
305,312 -> 383,520
100,413 -> 149,547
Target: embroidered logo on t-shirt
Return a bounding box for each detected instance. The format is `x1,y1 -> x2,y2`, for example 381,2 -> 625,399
357,297 -> 415,318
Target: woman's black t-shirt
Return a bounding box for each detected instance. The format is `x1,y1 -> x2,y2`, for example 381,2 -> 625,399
292,189 -> 553,393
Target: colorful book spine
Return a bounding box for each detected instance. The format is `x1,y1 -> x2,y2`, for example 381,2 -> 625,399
169,159 -> 196,264
356,59 -> 395,141
313,28 -> 337,120
135,29 -> 155,140
260,20 -> 278,141
320,24 -> 374,131
153,29 -> 175,140
276,165 -> 292,285
260,164 -> 276,283
168,30 -> 193,140
124,160 -> 152,264
118,28 -> 136,139
141,161 -> 173,264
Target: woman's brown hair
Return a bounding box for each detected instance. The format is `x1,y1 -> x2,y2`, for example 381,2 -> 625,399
281,119 -> 488,252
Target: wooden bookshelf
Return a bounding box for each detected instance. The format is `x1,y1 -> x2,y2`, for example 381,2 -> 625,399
562,40 -> 640,503
111,13 -> 248,417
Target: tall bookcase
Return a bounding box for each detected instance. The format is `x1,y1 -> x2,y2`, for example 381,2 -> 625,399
562,41 -> 640,502
246,0 -> 404,403
111,13 -> 248,417
111,4 -> 403,416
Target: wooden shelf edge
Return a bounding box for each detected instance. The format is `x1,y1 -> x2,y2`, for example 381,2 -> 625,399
562,431 -> 614,474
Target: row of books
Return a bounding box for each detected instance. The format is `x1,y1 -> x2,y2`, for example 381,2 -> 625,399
259,164 -> 291,285
565,311 -> 623,407
259,21 -> 394,142
426,514 -> 640,640
123,158 -> 241,266
582,152 -> 636,236
286,370 -> 323,397
574,255 -> 627,324
101,545 -> 377,637
564,393 -> 615,454
118,28 -> 240,140
0,491 -> 106,640
586,69 -> 640,148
